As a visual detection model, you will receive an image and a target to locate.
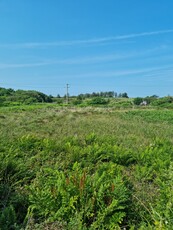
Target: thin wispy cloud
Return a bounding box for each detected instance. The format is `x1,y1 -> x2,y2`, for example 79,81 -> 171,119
0,56 -> 119,69
0,46 -> 169,69
0,29 -> 173,49
1,57 -> 172,76
0,54 -> 133,69
0,62 -> 48,69
60,65 -> 173,79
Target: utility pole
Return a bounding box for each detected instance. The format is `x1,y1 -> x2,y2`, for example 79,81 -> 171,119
66,84 -> 69,104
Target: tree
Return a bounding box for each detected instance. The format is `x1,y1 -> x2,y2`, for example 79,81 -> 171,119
133,97 -> 143,105
121,92 -> 129,98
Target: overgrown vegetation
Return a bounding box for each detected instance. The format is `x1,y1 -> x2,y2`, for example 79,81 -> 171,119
1,87 -> 173,229
0,88 -> 53,106
1,103 -> 173,229
1,87 -> 173,109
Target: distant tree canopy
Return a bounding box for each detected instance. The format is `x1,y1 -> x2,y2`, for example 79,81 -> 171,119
1,87 -> 173,108
0,87 -> 14,96
133,97 -> 143,105
133,95 -> 173,107
76,91 -> 127,99
151,96 -> 173,106
120,92 -> 129,98
0,88 -> 53,105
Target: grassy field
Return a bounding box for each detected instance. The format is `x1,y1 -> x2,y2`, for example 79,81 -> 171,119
1,105 -> 173,148
1,105 -> 173,229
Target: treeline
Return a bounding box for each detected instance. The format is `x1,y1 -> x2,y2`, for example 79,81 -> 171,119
0,87 -> 53,105
0,88 -> 129,106
1,87 -> 173,108
75,91 -> 128,99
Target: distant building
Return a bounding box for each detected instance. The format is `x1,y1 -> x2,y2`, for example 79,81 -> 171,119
140,101 -> 147,106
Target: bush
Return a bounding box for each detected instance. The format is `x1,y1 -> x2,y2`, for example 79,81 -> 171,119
87,97 -> 109,105
151,96 -> 173,107
133,97 -> 143,105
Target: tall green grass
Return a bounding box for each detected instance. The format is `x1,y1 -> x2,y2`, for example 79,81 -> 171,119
1,105 -> 173,229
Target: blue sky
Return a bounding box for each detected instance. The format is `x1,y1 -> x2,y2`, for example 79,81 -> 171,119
0,0 -> 173,97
